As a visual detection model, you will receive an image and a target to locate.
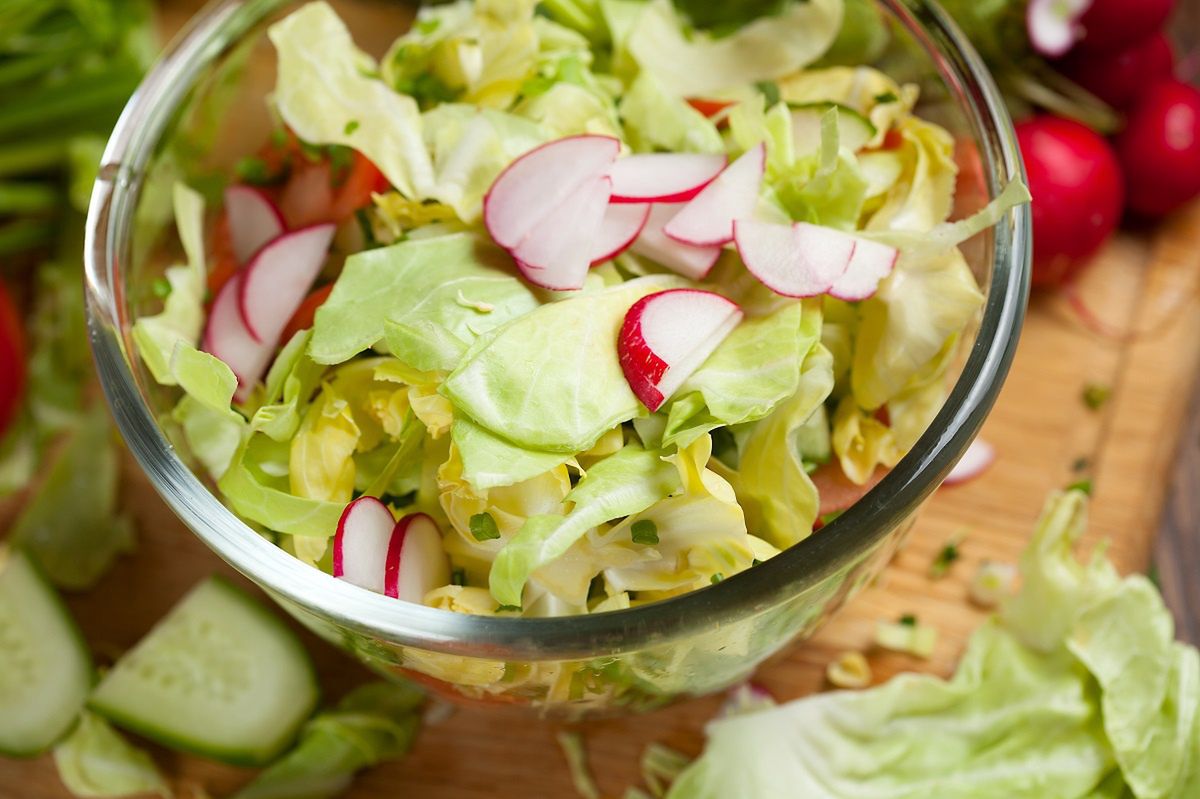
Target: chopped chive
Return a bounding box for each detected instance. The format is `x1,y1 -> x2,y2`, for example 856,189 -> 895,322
630,519 -> 659,545
874,91 -> 899,104
469,512 -> 501,542
151,277 -> 172,299
710,573 -> 725,585
343,119 -> 360,135
415,17 -> 442,34
755,80 -> 781,106
1082,383 -> 1111,411
751,558 -> 763,567
1072,456 -> 1090,473
450,568 -> 466,587
234,156 -> 272,185
929,531 -> 966,579
1066,478 -> 1094,496
495,604 -> 522,613
899,613 -> 917,627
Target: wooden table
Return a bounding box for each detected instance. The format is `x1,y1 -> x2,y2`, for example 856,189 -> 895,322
5,3 -> 1200,796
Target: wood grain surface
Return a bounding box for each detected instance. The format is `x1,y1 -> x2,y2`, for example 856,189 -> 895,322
3,4 -> 1200,798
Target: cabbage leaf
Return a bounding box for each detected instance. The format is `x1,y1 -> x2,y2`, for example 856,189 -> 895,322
53,713 -> 169,799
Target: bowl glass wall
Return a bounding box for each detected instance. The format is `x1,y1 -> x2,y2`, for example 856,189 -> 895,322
85,0 -> 1030,715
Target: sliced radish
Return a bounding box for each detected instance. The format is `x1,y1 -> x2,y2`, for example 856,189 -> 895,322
484,135 -> 621,252
618,289 -> 743,412
512,176 -> 612,290
238,224 -> 336,344
828,237 -> 899,301
630,203 -> 723,280
591,203 -> 651,265
333,497 -> 397,593
943,439 -> 996,487
607,153 -> 727,204
202,274 -> 272,403
663,143 -> 765,247
1027,0 -> 1091,58
384,513 -> 451,603
224,185 -> 285,265
734,220 -> 896,300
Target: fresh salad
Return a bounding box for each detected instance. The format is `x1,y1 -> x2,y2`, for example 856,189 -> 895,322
135,0 -> 1027,618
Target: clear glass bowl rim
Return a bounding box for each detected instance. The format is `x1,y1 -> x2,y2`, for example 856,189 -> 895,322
84,0 -> 1031,661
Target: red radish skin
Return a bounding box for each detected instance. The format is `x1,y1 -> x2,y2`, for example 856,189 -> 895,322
484,135 -> 621,252
1115,80 -> 1200,218
1058,33 -> 1174,110
607,153 -> 727,204
333,497 -> 397,594
202,275 -> 273,403
1026,0 -> 1090,58
0,281 -> 25,437
224,185 -> 286,264
1015,116 -> 1123,288
1075,0 -> 1175,55
664,143 -> 765,247
238,224 -> 336,344
942,439 -> 996,486
511,176 -> 612,290
383,513 -> 450,603
591,203 -> 651,265
630,203 -> 723,280
618,289 -> 743,412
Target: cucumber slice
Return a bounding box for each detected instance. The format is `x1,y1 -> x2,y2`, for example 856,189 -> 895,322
89,577 -> 318,766
0,549 -> 92,757
789,102 -> 877,156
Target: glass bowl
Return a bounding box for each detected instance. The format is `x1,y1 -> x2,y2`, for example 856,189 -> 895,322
85,0 -> 1030,716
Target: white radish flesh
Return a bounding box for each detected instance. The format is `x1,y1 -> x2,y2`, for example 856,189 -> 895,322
202,274 -> 272,403
225,185 -> 286,264
333,497 -> 397,594
1027,0 -> 1091,58
607,153 -> 727,204
238,224 -> 335,344
384,513 -> 451,603
663,143 -> 765,247
631,203 -> 722,280
618,289 -> 743,412
734,220 -> 896,300
591,203 -> 651,265
828,237 -> 899,301
943,439 -> 996,486
512,176 -> 612,290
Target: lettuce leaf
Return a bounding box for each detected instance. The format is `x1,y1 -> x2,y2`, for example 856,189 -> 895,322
384,321 -> 468,376
289,382 -> 362,506
250,331 -> 327,443
131,183 -> 206,386
830,394 -> 898,485
53,713 -> 170,799
232,681 -> 423,799
733,343 -> 834,548
489,444 -> 680,606
865,116 -> 958,233
170,343 -> 240,421
442,275 -> 683,453
172,395 -> 245,480
618,71 -> 724,155
310,233 -> 538,365
452,417 -> 572,491
624,0 -> 843,98
269,1 -> 435,199
218,434 -> 344,538
11,405 -> 134,590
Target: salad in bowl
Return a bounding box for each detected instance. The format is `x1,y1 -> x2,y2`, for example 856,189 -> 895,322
113,0 -> 1028,709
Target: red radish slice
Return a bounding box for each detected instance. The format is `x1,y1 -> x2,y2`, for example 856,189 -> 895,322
591,203 -> 651,265
827,237 -> 899,301
618,289 -> 743,412
333,497 -> 397,593
734,219 -> 853,298
202,274 -> 272,403
224,185 -> 285,264
607,153 -> 727,204
239,224 -> 336,344
384,513 -> 451,603
663,143 -> 765,247
512,176 -> 612,290
484,135 -> 621,252
943,439 -> 996,487
1026,0 -> 1091,57
631,203 -> 723,280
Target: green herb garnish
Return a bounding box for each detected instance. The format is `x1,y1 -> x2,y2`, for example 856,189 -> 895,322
1082,383 -> 1112,411
469,512 -> 501,542
929,532 -> 965,579
151,278 -> 172,300
343,119 -> 360,135
711,573 -> 725,585
899,613 -> 917,627
1066,479 -> 1094,496
631,519 -> 659,545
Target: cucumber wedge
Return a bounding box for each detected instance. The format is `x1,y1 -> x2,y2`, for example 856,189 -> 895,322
0,549 -> 92,757
789,101 -> 877,156
89,576 -> 318,766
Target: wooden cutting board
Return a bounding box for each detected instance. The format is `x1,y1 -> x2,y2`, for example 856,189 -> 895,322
5,4 -> 1200,796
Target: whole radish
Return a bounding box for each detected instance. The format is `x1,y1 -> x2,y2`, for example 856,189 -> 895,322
1059,33 -> 1174,110
0,280 -> 26,436
1115,80 -> 1200,218
1015,116 -> 1124,288
1074,0 -> 1175,54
